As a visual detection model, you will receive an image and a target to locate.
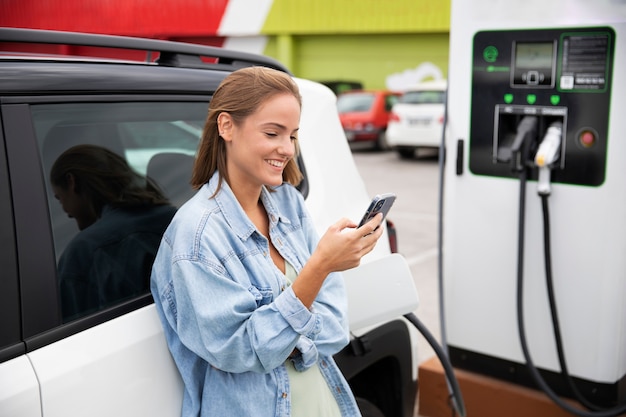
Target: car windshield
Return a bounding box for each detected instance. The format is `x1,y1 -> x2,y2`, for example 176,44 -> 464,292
337,93 -> 375,113
401,90 -> 445,104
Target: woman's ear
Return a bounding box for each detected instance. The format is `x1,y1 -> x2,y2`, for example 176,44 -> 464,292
217,112 -> 233,142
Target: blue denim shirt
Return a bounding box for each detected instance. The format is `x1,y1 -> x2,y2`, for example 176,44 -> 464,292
151,172 -> 361,417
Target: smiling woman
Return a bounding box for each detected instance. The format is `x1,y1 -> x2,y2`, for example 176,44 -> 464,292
150,66 -> 386,417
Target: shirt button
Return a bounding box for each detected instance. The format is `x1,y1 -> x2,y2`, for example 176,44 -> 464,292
281,286 -> 285,292
282,392 -> 288,399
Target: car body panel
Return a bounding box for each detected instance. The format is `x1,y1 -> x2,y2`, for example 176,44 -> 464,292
295,79 -> 392,257
28,306 -> 182,417
0,356 -> 41,417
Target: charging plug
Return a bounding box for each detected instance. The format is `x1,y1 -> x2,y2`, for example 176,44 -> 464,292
535,122 -> 563,195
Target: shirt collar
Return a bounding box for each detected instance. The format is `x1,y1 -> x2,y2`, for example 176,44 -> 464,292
206,172 -> 292,241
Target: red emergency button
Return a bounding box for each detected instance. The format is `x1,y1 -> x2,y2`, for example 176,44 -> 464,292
579,130 -> 596,148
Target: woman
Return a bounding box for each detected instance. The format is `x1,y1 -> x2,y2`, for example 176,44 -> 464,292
150,66 -> 384,416
50,144 -> 177,320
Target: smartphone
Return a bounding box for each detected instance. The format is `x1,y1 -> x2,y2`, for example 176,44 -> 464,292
358,193 -> 396,228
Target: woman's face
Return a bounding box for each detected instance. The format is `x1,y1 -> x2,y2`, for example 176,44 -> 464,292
52,175 -> 98,230
220,93 -> 300,191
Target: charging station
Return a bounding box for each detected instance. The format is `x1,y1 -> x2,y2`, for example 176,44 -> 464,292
442,0 -> 626,412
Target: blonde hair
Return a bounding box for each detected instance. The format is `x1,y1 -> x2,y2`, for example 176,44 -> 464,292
191,66 -> 303,192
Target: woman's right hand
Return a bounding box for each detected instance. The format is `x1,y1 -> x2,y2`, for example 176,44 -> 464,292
312,214 -> 384,275
291,213 -> 384,308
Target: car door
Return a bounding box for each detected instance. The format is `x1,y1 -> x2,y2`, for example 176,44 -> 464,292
2,98 -> 212,417
0,107 -> 42,416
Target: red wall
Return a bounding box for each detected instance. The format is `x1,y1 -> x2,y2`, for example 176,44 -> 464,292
0,0 -> 231,58
0,0 -> 229,38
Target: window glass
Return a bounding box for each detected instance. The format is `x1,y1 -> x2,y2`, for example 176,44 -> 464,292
337,93 -> 375,113
31,102 -> 207,322
401,90 -> 445,105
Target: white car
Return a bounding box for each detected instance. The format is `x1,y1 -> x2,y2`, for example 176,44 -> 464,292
386,80 -> 447,158
0,28 -> 419,417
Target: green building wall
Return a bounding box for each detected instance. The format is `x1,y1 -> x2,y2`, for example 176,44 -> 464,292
260,0 -> 450,90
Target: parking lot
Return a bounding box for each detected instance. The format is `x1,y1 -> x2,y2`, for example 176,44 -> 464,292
351,146 -> 442,366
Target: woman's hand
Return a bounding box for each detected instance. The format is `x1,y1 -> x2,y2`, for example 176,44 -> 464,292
312,213 -> 384,275
292,213 -> 384,308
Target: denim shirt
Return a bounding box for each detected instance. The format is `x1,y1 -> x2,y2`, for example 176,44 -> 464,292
151,172 -> 361,417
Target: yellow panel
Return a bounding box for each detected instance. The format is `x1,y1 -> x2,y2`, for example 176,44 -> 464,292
264,33 -> 449,90
263,0 -> 450,34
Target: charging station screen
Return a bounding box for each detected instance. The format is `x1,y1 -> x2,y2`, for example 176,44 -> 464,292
512,41 -> 555,87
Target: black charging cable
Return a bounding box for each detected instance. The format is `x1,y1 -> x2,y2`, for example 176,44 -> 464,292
513,127 -> 626,417
404,312 -> 466,417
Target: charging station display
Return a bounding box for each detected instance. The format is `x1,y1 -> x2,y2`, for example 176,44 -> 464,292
469,27 -> 614,186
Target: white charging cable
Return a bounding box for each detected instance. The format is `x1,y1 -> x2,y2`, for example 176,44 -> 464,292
534,121 -> 563,195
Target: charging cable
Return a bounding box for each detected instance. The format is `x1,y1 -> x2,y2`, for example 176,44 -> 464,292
513,120 -> 626,417
404,312 -> 466,417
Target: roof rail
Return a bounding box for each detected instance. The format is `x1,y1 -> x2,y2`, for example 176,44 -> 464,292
0,27 -> 290,74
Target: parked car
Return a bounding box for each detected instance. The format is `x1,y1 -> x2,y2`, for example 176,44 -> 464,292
386,80 -> 447,158
337,90 -> 401,150
0,28 -> 419,417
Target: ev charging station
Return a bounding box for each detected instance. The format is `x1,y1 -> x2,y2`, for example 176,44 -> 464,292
442,0 -> 626,414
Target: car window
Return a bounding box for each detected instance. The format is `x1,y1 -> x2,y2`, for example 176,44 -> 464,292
401,90 -> 445,104
31,102 -> 207,322
337,93 -> 375,113
384,94 -> 399,111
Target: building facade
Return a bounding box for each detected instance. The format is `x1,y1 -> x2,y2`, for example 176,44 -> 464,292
0,0 -> 450,90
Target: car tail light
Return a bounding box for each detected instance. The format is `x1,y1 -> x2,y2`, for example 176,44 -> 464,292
437,115 -> 445,124
389,112 -> 401,122
386,218 -> 398,253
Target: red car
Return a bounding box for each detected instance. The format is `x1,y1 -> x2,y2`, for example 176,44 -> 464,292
337,90 -> 400,149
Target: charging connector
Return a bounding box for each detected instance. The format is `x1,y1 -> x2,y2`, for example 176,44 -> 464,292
535,122 -> 563,195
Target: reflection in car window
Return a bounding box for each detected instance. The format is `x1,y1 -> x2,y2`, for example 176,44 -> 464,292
401,90 -> 445,104
337,93 -> 375,113
31,102 -> 207,322
49,145 -> 177,320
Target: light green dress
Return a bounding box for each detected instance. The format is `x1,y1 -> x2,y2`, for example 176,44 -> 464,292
283,261 -> 343,417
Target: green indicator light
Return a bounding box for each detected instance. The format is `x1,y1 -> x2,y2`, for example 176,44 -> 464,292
483,46 -> 498,63
527,94 -> 537,105
504,94 -> 514,104
550,95 -> 561,105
